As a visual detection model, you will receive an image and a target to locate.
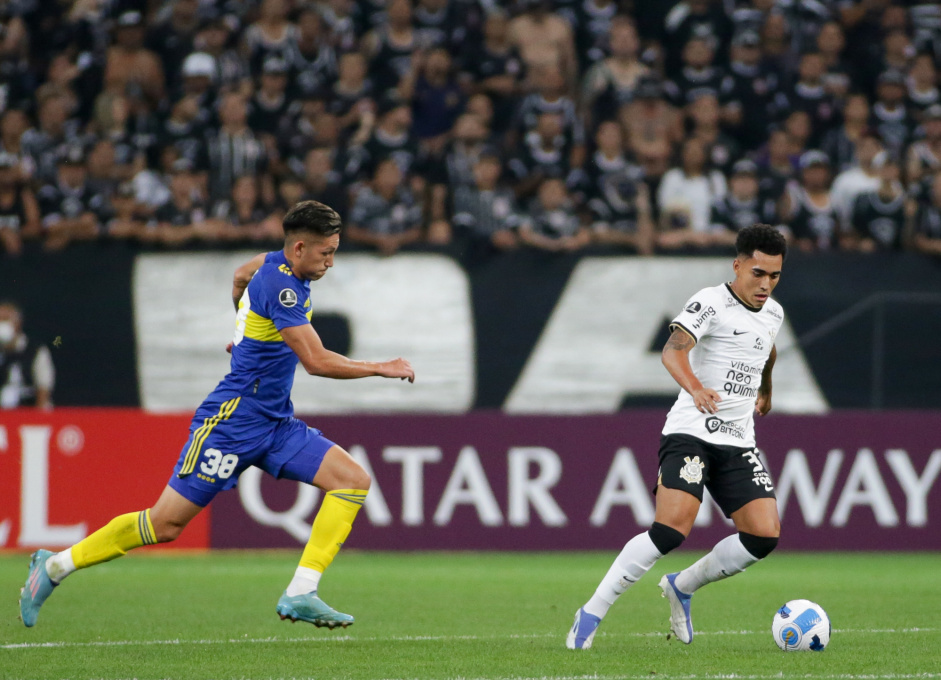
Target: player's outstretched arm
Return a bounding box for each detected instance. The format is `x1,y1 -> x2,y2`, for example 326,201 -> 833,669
755,344 -> 776,416
231,253 -> 268,310
281,323 -> 415,382
662,328 -> 722,414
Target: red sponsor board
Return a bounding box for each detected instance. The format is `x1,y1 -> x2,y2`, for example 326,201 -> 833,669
0,409 -> 208,551
211,411 -> 941,552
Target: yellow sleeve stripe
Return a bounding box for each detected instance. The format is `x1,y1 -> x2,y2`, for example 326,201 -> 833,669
178,397 -> 241,477
243,309 -> 283,343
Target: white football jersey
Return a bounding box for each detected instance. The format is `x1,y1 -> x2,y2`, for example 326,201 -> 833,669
662,283 -> 785,447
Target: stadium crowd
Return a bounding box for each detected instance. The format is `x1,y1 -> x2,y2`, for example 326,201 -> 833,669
1,0 -> 941,258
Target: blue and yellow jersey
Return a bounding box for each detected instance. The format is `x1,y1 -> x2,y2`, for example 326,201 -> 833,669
208,250 -> 312,419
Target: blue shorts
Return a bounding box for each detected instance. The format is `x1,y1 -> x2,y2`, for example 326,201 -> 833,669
168,394 -> 336,507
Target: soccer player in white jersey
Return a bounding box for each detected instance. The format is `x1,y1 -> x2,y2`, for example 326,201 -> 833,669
567,224 -> 787,650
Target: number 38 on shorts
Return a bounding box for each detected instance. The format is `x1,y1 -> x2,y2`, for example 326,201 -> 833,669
199,449 -> 239,480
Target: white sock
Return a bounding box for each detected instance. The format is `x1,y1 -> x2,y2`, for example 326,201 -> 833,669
285,566 -> 322,597
583,531 -> 663,619
45,549 -> 77,584
674,534 -> 758,594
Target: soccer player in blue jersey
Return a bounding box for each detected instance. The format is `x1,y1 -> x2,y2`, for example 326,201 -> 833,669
20,200 -> 414,629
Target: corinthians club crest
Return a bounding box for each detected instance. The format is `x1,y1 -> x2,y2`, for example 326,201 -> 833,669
679,456 -> 705,485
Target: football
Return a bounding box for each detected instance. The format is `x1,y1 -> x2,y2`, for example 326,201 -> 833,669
771,599 -> 831,651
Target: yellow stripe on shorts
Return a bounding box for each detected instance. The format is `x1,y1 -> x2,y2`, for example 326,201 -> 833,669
178,397 -> 241,476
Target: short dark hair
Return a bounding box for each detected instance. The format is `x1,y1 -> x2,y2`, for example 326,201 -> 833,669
736,224 -> 787,259
282,200 -> 342,238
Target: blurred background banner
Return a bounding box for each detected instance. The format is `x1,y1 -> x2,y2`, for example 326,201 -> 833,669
1,410 -> 937,552
3,248 -> 941,411
0,409 -> 208,551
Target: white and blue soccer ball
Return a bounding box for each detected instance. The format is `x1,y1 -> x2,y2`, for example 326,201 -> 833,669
771,599 -> 831,651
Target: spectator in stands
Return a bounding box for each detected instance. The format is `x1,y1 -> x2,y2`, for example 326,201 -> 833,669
663,37 -> 727,109
784,150 -> 842,252
362,0 -> 420,98
146,0 -> 200,96
662,0 -> 734,80
206,92 -> 270,204
850,152 -> 909,252
709,159 -> 779,246
781,52 -> 838,145
325,52 -> 375,137
350,94 -> 423,190
519,177 -> 589,252
687,93 -> 740,175
817,22 -> 851,101
21,89 -> 78,183
723,29 -> 779,151
914,173 -> 941,257
508,111 -> 571,200
38,146 -> 106,251
871,70 -> 914,158
104,181 -> 147,242
86,139 -> 120,200
0,301 -> 54,410
452,151 -> 520,252
194,17 -> 250,95
822,93 -> 872,172
582,120 -> 653,255
301,147 -> 348,221
0,151 -> 40,256
581,16 -> 649,126
212,174 -> 281,242
249,56 -> 295,142
152,158 -> 216,247
287,9 -> 338,101
104,11 -> 165,110
657,137 -> 727,248
906,104 -> 941,184
514,65 -> 585,172
508,0 -> 578,91
619,77 -> 683,165
831,130 -> 884,230
461,10 -> 524,135
402,47 -> 465,154
346,158 -> 423,256
907,52 -> 940,121
0,109 -> 34,181
243,0 -> 297,76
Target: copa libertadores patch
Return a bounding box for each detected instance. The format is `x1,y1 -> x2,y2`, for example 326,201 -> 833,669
279,289 -> 298,307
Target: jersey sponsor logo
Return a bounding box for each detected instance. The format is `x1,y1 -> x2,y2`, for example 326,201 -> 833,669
705,416 -> 746,440
679,455 -> 705,484
685,301 -> 702,313
279,288 -> 298,308
691,306 -> 716,329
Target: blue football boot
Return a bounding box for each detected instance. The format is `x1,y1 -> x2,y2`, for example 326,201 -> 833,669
276,591 -> 354,629
20,550 -> 57,628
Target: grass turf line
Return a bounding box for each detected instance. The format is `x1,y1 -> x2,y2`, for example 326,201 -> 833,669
1,551 -> 938,680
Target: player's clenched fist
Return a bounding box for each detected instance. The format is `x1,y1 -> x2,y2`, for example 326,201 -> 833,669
380,358 -> 415,383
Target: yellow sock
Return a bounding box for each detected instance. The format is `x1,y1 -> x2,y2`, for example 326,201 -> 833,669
299,490 -> 367,572
71,510 -> 157,569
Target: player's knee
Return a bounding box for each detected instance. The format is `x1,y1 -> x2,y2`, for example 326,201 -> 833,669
648,521 -> 687,555
739,532 -> 778,560
347,465 -> 371,491
153,518 -> 187,543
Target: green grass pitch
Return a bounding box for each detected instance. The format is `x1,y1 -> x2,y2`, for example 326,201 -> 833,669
1,551 -> 939,680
